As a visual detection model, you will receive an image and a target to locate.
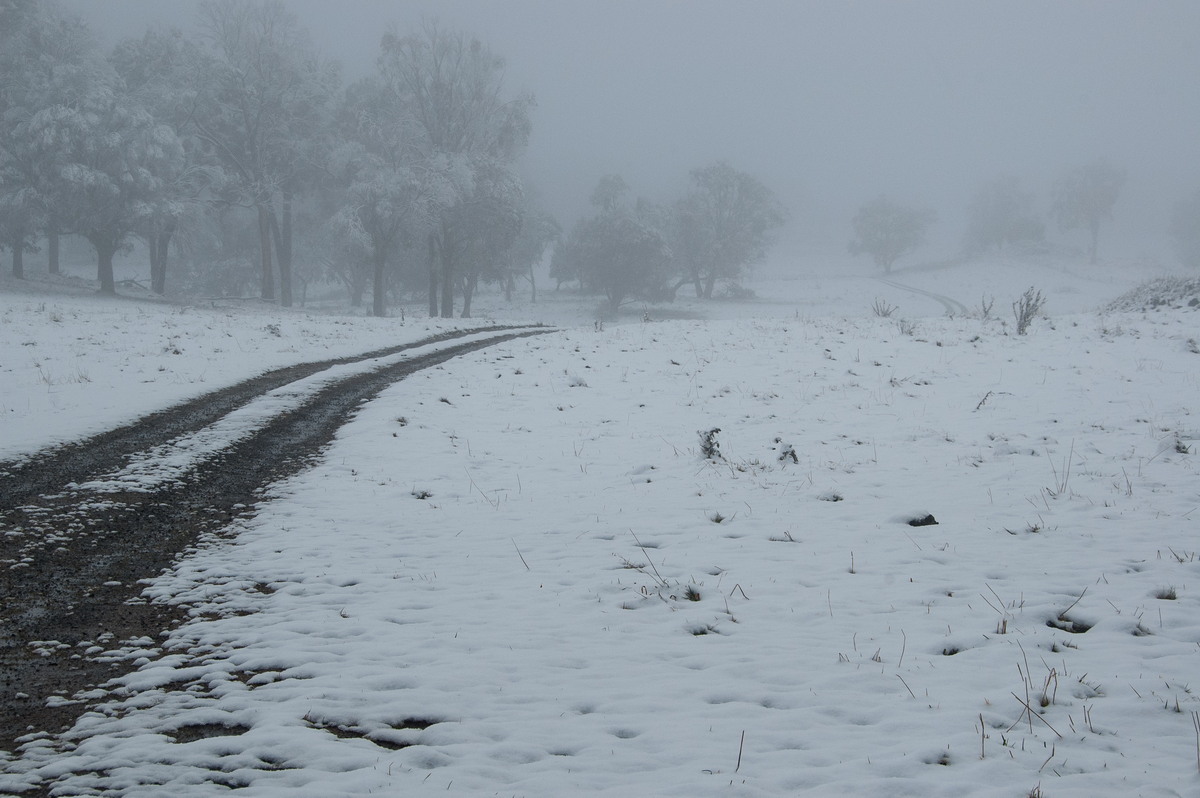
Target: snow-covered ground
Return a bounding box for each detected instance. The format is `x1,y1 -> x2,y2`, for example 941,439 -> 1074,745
2,254 -> 1199,796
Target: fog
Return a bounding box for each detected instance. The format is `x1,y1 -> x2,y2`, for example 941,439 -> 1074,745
66,0 -> 1200,257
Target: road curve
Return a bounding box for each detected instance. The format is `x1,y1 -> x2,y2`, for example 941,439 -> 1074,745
873,276 -> 969,316
0,326 -> 551,760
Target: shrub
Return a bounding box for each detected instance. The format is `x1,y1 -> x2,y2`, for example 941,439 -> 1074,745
1013,287 -> 1046,335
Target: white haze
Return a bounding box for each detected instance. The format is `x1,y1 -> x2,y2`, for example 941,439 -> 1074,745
67,0 -> 1200,258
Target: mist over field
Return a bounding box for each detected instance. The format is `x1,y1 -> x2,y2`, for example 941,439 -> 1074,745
0,0 -> 1192,312
4,4 -> 1200,796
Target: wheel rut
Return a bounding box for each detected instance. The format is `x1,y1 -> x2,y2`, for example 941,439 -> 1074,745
0,326 -> 551,761
873,276 -> 969,316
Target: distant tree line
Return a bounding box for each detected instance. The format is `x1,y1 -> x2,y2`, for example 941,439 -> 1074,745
846,158 -> 1162,273
0,0 -> 792,318
5,0 -> 1193,316
0,0 -> 553,317
551,165 -> 787,314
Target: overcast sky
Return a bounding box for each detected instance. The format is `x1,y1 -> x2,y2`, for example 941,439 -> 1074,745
67,0 -> 1200,255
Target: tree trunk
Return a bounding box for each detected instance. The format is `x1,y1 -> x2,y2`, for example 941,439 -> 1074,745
149,236 -> 160,290
154,230 -> 171,294
257,205 -> 275,301
439,224 -> 454,319
607,291 -> 622,315
47,226 -> 59,275
703,271 -> 717,299
529,264 -> 537,303
1088,218 -> 1100,264
94,238 -> 117,295
504,273 -> 513,302
372,245 -> 387,318
461,272 -> 476,318
149,221 -> 175,295
11,242 -> 24,280
271,190 -> 294,307
427,232 -> 439,317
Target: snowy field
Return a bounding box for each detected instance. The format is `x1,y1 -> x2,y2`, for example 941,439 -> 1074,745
2,253 -> 1199,796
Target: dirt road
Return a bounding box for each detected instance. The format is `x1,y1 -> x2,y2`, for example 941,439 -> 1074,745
873,276 -> 969,316
0,326 -> 550,760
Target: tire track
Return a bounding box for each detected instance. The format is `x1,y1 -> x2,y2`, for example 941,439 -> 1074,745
873,276 -> 969,316
0,324 -> 539,501
0,326 -> 551,759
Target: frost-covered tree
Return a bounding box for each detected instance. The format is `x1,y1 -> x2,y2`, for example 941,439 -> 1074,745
498,201 -> 559,302
674,162 -> 785,298
964,175 -> 1044,254
331,77 -> 461,317
1051,159 -> 1125,264
378,20 -> 533,317
110,26 -> 212,295
32,82 -> 185,294
1169,189 -> 1200,270
590,174 -> 629,214
0,2 -> 96,277
848,196 -> 936,273
442,158 -> 524,317
193,0 -> 339,306
559,176 -> 671,315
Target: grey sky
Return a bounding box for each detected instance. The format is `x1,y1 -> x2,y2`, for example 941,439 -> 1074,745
67,0 -> 1200,255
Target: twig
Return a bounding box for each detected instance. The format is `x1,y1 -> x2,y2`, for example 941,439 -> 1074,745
979,713 -> 986,759
511,538 -> 530,571
735,730 -> 746,773
898,629 -> 907,668
897,674 -> 917,699
975,391 -> 993,411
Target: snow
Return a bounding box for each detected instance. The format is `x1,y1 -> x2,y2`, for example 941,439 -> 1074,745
2,254 -> 1199,796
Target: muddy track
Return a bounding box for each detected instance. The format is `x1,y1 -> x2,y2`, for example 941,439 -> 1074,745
0,327 -> 550,760
0,325 -> 533,500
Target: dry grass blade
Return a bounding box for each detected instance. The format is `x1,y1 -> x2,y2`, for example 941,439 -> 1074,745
630,529 -> 668,587
1009,693 -> 1063,738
